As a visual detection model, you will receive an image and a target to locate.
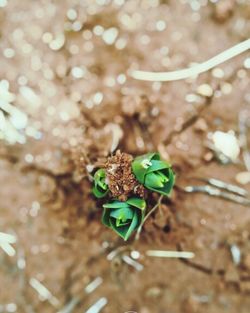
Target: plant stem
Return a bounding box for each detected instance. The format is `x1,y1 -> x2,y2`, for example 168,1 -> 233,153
135,195 -> 163,240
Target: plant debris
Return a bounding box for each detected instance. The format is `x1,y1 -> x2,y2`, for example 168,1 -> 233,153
105,150 -> 145,201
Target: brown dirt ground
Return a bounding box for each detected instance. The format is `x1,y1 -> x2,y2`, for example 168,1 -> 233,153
0,0 -> 250,313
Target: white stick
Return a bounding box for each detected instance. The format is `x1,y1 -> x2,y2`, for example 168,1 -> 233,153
122,255 -> 144,271
146,250 -> 195,259
0,242 -> 16,256
85,277 -> 103,294
29,278 -> 60,307
85,297 -> 108,313
0,232 -> 17,244
0,232 -> 16,256
131,39 -> 250,82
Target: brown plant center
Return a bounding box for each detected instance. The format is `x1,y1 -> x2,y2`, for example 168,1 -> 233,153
105,150 -> 145,201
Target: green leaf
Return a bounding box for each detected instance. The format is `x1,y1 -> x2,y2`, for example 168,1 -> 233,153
97,180 -> 108,190
92,168 -> 109,198
116,218 -> 131,227
158,171 -> 169,182
92,186 -> 108,198
124,212 -> 139,241
103,201 -> 130,209
146,160 -> 170,173
101,197 -> 146,241
109,218 -> 130,240
109,207 -> 134,220
131,152 -> 156,184
145,172 -> 165,188
146,152 -> 160,161
161,168 -> 175,195
131,159 -> 146,184
126,197 -> 146,210
132,152 -> 175,196
145,168 -> 175,196
102,208 -> 111,227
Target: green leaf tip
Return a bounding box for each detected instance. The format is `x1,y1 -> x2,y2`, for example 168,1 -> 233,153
102,197 -> 146,241
132,152 -> 175,196
92,168 -> 109,198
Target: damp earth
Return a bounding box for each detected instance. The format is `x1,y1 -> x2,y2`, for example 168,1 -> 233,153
0,1 -> 250,313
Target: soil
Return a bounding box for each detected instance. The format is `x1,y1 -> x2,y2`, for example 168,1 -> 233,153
0,1 -> 250,313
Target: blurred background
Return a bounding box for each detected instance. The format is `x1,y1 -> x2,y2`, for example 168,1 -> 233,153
0,0 -> 250,312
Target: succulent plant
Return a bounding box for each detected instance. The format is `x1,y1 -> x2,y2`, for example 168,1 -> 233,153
92,169 -> 109,198
92,152 -> 175,240
132,152 -> 175,196
102,197 -> 146,240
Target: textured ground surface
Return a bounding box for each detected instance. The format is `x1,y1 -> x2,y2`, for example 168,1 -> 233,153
0,0 -> 250,312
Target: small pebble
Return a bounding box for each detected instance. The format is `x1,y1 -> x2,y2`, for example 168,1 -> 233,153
235,172 -> 250,185
221,82 -> 232,95
212,131 -> 240,161
197,84 -> 213,97
203,152 -> 213,162
212,68 -> 224,79
194,118 -> 208,132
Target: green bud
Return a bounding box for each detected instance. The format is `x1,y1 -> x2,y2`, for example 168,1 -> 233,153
102,197 -> 146,241
145,172 -> 165,188
92,169 -> 109,198
132,152 -> 175,196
